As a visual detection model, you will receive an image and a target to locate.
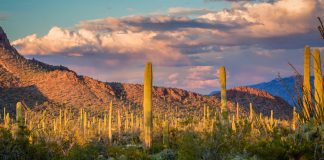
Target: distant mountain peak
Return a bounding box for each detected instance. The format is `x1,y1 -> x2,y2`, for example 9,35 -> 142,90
0,26 -> 11,48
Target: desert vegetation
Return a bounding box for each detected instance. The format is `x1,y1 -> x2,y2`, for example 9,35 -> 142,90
0,46 -> 323,160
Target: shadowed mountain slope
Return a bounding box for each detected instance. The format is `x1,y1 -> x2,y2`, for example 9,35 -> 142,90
214,86 -> 292,119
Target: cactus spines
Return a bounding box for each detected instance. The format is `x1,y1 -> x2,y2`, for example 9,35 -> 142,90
143,62 -> 153,148
220,66 -> 227,112
313,48 -> 323,121
108,101 -> 113,142
303,46 -> 312,120
16,102 -> 24,127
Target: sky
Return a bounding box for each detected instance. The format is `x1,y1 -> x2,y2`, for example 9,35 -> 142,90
1,0 -> 324,94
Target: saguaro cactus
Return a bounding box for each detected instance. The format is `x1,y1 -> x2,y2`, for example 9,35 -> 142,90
117,109 -> 121,140
249,103 -> 253,121
108,101 -> 113,142
236,103 -> 239,122
220,66 -> 227,112
16,102 -> 24,127
143,62 -> 153,148
4,113 -> 10,128
231,115 -> 236,133
292,107 -> 298,130
303,46 -> 312,120
313,48 -> 323,121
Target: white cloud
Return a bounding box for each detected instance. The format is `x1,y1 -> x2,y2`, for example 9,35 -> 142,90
168,7 -> 215,16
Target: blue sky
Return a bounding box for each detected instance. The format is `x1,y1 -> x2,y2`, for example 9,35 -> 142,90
1,0 -> 324,94
0,0 -> 229,40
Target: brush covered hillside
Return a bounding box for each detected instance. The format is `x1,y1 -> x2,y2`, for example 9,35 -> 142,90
214,86 -> 292,118
0,27 -> 292,118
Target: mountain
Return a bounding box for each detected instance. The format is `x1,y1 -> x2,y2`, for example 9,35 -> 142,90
0,26 -> 291,118
249,76 -> 306,106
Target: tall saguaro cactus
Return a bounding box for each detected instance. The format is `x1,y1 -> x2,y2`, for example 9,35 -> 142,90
108,101 -> 113,143
143,62 -> 153,148
313,48 -> 323,121
303,46 -> 312,120
220,66 -> 227,113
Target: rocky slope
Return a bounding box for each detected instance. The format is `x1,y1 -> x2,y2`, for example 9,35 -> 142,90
0,26 -> 292,118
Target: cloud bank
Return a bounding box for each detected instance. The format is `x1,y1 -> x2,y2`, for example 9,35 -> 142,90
12,0 -> 324,94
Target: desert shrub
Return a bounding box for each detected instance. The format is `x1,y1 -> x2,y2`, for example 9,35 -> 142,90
107,145 -> 149,160
177,131 -> 202,160
63,143 -> 107,160
0,127 -> 51,160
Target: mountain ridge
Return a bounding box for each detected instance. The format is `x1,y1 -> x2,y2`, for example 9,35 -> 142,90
0,26 -> 292,119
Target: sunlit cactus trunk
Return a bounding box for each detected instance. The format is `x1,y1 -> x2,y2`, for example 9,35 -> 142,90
270,110 -> 274,125
125,112 -> 129,132
313,48 -> 323,121
53,119 -> 57,133
64,109 -> 67,127
4,113 -> 10,129
143,62 -> 153,148
303,46 -> 312,120
249,103 -> 253,121
292,107 -> 298,130
117,109 -> 121,140
83,111 -> 87,135
220,66 -> 227,113
131,112 -> 134,134
236,103 -> 239,122
231,115 -> 236,133
59,109 -> 62,133
98,119 -> 101,134
108,101 -> 113,143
